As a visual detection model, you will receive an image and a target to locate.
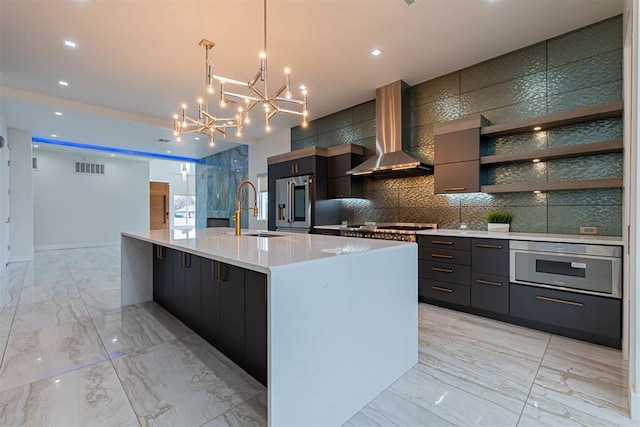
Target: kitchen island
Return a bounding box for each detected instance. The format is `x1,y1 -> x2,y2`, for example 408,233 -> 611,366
121,228 -> 417,426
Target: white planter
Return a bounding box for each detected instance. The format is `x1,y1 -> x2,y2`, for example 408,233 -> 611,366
487,223 -> 510,232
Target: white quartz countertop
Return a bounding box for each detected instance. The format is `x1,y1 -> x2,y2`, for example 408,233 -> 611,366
415,229 -> 623,246
122,227 -> 409,274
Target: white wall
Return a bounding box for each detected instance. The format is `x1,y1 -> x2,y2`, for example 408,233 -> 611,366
8,128 -> 33,262
149,159 -> 195,229
627,0 -> 640,419
0,114 -> 9,270
247,129 -> 290,229
32,149 -> 149,250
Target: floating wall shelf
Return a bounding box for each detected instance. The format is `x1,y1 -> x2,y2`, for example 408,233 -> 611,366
481,178 -> 623,194
480,101 -> 624,137
480,138 -> 623,166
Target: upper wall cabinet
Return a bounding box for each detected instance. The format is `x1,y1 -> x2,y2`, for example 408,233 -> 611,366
432,100 -> 624,194
433,115 -> 488,194
326,144 -> 364,199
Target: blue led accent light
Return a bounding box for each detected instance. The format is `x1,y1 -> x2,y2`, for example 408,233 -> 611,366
31,137 -> 199,162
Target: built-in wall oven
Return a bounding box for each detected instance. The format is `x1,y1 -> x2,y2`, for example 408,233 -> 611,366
510,240 -> 622,298
275,175 -> 312,232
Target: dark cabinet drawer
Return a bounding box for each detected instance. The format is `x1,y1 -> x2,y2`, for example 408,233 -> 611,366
418,235 -> 471,251
419,260 -> 470,285
419,278 -> 470,306
472,239 -> 509,276
418,247 -> 470,265
510,283 -> 621,340
471,272 -> 509,314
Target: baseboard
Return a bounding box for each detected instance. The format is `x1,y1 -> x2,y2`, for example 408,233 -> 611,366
630,386 -> 640,420
34,241 -> 119,251
8,254 -> 33,263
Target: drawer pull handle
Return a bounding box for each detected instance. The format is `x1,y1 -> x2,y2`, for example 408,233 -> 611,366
432,240 -> 454,245
444,187 -> 466,192
432,267 -> 453,273
432,286 -> 453,293
156,246 -> 164,260
476,244 -> 502,249
431,254 -> 454,259
535,295 -> 584,307
476,279 -> 502,287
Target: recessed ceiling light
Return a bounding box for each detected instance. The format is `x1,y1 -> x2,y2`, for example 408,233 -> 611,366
533,190 -> 542,194
371,49 -> 382,56
533,126 -> 542,131
51,134 -> 57,138
167,150 -> 171,153
55,111 -> 63,116
532,158 -> 541,163
194,137 -> 200,140
58,81 -> 68,86
299,84 -> 307,90
64,40 -> 77,48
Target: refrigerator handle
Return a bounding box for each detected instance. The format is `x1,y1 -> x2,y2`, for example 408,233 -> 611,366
288,180 -> 294,223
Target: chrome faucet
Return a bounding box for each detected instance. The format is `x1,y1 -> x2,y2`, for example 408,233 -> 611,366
234,180 -> 259,236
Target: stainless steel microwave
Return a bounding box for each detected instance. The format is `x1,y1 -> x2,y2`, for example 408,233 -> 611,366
275,175 -> 312,231
510,240 -> 622,298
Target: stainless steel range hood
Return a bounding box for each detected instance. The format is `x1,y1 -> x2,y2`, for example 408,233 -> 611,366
347,80 -> 432,176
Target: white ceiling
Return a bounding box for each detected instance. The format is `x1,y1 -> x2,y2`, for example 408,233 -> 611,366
0,0 -> 624,160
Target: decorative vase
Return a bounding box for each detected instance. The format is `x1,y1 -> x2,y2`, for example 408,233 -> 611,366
487,223 -> 510,232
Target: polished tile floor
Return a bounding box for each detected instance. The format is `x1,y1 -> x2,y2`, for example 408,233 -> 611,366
0,246 -> 636,426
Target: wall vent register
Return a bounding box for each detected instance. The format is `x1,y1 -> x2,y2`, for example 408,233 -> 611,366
74,161 -> 105,175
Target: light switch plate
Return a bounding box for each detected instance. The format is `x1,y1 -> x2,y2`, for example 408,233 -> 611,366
580,226 -> 598,235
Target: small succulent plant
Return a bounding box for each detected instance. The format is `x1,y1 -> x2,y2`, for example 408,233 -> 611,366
485,211 -> 513,224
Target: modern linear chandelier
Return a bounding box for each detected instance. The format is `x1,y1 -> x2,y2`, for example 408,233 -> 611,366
211,0 -> 308,132
173,40 -> 242,148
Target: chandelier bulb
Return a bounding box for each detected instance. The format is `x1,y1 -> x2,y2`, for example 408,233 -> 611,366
173,114 -> 179,120
181,103 -> 187,109
182,121 -> 187,128
285,91 -> 292,100
207,86 -> 214,94
209,139 -> 215,147
219,100 -> 227,108
284,67 -> 291,74
177,136 -> 182,142
265,125 -> 271,132
238,106 -> 243,113
173,130 -> 179,137
244,116 -> 251,125
236,130 -> 242,137
259,51 -> 266,59
197,98 -> 203,104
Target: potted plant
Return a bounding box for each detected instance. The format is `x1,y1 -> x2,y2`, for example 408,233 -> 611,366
485,211 -> 513,232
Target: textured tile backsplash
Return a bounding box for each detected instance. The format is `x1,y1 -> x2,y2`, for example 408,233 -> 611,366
291,16 -> 623,236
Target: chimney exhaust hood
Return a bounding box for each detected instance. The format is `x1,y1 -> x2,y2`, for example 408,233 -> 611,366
347,80 -> 432,176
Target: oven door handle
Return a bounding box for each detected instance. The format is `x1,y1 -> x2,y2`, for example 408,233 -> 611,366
288,180 -> 294,223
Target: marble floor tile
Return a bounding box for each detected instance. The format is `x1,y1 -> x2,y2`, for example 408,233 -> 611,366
389,364 -> 524,426
418,306 -> 550,400
518,335 -> 635,426
344,389 -> 453,427
0,275 -> 24,298
10,297 -> 91,335
0,320 -> 108,393
0,335 -> 7,366
0,303 -> 17,337
74,275 -> 121,297
81,288 -> 122,318
0,262 -> 27,278
18,280 -> 81,305
203,391 -> 268,427
0,360 -> 139,426
112,335 -> 262,427
92,302 -> 192,356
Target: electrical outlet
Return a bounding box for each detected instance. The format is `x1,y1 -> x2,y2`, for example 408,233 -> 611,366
580,226 -> 598,235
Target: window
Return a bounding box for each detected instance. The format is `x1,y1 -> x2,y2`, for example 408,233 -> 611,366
257,173 -> 268,221
173,195 -> 195,227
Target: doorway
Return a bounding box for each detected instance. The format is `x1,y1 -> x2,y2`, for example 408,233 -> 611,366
150,182 -> 169,230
